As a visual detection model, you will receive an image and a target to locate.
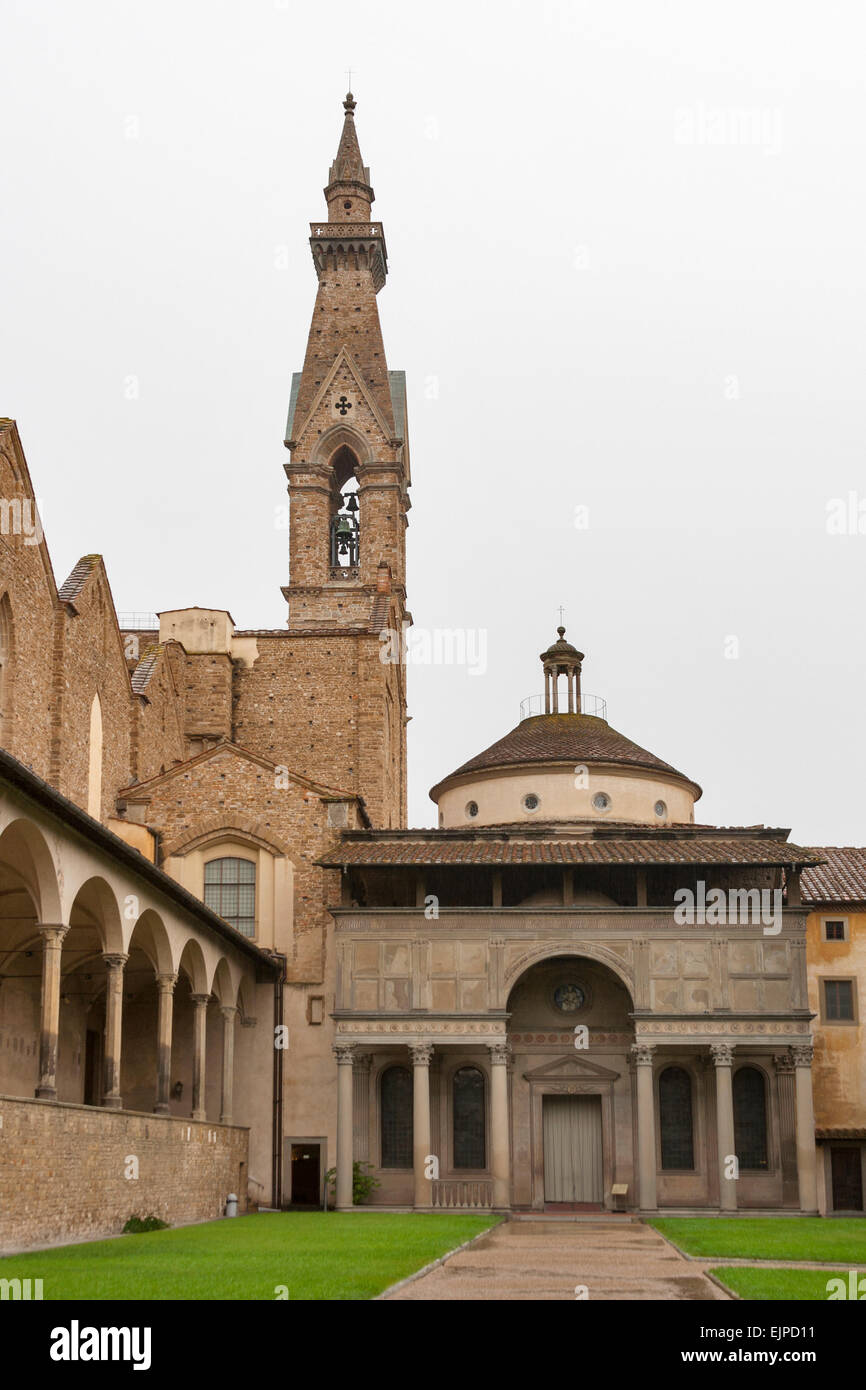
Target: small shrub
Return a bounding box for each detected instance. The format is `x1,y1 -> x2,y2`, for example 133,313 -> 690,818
324,1161 -> 380,1206
123,1214 -> 169,1234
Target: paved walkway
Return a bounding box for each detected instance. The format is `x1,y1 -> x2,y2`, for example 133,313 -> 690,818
385,1219 -> 730,1301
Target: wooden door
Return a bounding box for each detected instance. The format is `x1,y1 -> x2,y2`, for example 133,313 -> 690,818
831,1147 -> 863,1211
543,1095 -> 603,1203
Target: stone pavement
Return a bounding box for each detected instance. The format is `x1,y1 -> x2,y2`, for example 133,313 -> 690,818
384,1219 -> 731,1301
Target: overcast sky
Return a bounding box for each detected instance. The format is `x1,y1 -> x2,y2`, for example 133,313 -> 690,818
2,0 -> 864,840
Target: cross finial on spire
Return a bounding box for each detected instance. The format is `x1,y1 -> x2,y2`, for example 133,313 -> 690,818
557,605 -> 565,627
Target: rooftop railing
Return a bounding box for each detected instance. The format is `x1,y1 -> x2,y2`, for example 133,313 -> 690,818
519,692 -> 608,721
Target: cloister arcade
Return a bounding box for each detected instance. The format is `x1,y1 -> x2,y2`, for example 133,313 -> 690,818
0,768 -> 278,1137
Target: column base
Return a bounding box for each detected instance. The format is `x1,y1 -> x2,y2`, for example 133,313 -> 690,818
153,1103 -> 170,1116
102,1095 -> 123,1110
220,1113 -> 232,1126
192,1108 -> 206,1122
35,1085 -> 57,1100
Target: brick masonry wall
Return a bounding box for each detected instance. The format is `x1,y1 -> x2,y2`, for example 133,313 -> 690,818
233,630 -> 405,829
130,643 -> 187,784
0,426 -> 57,778
51,565 -> 134,817
133,745 -> 343,981
0,1095 -> 249,1253
180,652 -> 233,743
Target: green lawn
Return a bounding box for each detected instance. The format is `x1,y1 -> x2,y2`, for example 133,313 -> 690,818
651,1218 -> 866,1264
0,1211 -> 497,1300
709,1266 -> 865,1301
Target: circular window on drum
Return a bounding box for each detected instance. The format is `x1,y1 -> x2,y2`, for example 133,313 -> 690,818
654,800 -> 667,819
592,791 -> 611,812
465,800 -> 479,819
523,793 -> 540,812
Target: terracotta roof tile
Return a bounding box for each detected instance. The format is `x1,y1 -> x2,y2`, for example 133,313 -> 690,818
801,847 -> 866,904
319,836 -> 820,868
130,644 -> 162,694
58,554 -> 100,603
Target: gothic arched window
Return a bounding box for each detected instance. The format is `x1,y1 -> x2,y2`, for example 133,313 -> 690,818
87,693 -> 103,819
453,1066 -> 486,1169
733,1066 -> 768,1170
204,856 -> 256,937
659,1066 -> 694,1169
380,1066 -> 412,1168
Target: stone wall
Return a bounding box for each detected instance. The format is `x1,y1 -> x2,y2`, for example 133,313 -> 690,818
0,422 -> 57,779
0,1095 -> 249,1253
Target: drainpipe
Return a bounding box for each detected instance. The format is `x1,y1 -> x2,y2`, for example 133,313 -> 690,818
272,954 -> 287,1208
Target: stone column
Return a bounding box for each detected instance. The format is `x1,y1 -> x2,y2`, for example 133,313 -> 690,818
710,1043 -> 737,1211
773,1051 -> 798,1206
154,971 -> 177,1115
190,993 -> 210,1121
35,924 -> 69,1099
333,1042 -> 356,1209
791,1043 -> 819,1213
489,1041 -> 511,1209
409,1041 -> 433,1209
101,953 -> 128,1109
353,1052 -> 372,1161
631,1043 -> 657,1211
219,1005 -> 238,1125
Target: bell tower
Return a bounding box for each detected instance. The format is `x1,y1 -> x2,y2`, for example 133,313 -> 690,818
279,93 -> 410,827
282,91 -> 410,629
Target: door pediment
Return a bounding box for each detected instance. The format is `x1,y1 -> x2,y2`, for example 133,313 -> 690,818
523,1054 -> 621,1084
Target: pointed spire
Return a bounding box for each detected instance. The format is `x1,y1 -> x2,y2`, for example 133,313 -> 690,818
325,92 -> 374,220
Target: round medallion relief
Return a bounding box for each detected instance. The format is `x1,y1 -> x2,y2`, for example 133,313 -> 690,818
552,981 -> 589,1014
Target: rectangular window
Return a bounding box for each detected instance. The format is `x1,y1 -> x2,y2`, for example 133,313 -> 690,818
823,919 -> 847,942
204,856 -> 256,937
823,979 -> 855,1022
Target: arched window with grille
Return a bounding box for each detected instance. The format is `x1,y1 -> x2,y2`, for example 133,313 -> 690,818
453,1066 -> 486,1169
733,1066 -> 768,1170
204,856 -> 256,937
659,1066 -> 695,1169
380,1065 -> 413,1168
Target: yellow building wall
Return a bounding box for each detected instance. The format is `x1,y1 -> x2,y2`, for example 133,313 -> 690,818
807,908 -> 866,1129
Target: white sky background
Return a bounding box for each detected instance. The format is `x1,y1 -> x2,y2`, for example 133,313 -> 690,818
1,0 -> 864,841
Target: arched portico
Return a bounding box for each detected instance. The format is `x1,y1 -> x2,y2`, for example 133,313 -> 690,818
506,953 -> 636,1210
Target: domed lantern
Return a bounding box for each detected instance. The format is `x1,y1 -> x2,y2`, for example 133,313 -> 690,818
540,626 -> 585,714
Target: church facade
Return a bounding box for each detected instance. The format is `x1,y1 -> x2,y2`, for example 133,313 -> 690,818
0,95 -> 863,1251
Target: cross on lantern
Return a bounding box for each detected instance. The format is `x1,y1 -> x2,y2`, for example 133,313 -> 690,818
557,605 -> 565,625
335,395 -> 353,416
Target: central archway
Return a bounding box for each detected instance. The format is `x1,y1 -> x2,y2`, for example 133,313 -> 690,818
505,954 -> 635,1211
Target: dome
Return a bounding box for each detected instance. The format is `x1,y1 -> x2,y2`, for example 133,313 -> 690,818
429,627 -> 701,828
437,712 -> 693,787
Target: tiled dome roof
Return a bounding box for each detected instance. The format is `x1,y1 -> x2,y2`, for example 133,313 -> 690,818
431,713 -> 699,798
